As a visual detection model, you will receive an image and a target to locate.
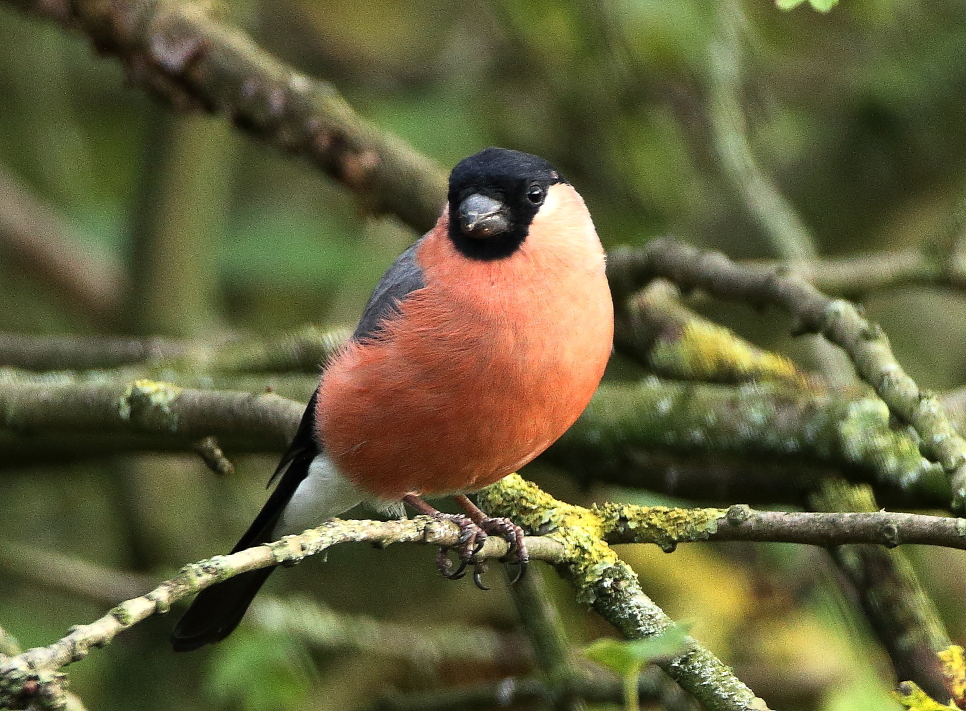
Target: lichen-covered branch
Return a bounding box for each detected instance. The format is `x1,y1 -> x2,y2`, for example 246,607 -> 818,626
613,280 -> 804,383
6,488 -> 966,708
478,475 -> 770,711
0,370 -> 951,510
550,380 -> 949,508
608,237 -> 966,510
4,0 -> 447,233
0,375 -> 303,455
0,516 -> 551,709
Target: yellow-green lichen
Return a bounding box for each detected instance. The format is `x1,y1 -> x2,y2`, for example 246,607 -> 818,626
893,681 -> 958,710
595,503 -> 727,552
837,397 -> 944,489
939,645 -> 966,706
649,320 -> 800,383
118,379 -> 182,432
477,474 -> 621,604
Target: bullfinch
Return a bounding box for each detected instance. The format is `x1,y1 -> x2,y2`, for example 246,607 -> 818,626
171,147 -> 614,652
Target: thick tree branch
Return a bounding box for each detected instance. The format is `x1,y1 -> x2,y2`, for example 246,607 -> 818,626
4,0 -> 447,233
608,237 -> 966,510
0,371 -> 951,509
5,494 -> 966,708
552,380 -> 949,508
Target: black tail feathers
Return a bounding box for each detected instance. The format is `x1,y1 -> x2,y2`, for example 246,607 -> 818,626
170,566 -> 276,652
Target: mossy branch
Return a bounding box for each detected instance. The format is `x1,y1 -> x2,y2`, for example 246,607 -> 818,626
609,237 -> 966,511
0,370 -> 953,509
5,490 -> 966,708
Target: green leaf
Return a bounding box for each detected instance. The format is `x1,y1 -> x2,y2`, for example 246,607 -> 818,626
775,0 -> 838,11
808,0 -> 839,11
583,624 -> 691,676
205,627 -> 317,711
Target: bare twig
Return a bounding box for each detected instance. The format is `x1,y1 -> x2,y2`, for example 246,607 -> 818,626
4,0 -> 447,233
708,3 -> 816,263
253,595 -> 530,668
192,435 -> 234,476
506,566 -> 584,711
0,165 -> 125,327
810,483 -> 950,701
0,541 -> 151,607
742,247 -> 964,297
0,325 -> 348,373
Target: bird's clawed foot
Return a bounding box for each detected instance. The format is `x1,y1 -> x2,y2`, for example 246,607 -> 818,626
403,494 -> 528,589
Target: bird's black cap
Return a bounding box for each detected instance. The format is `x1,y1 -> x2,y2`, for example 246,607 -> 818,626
447,147 -> 567,261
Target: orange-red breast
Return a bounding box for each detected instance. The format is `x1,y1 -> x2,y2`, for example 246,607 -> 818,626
171,147 -> 613,651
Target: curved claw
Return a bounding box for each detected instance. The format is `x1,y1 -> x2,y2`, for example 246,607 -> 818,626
507,558 -> 528,585
472,537 -> 487,556
472,562 -> 490,590
436,548 -> 465,580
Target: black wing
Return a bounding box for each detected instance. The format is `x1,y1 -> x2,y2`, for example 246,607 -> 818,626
171,391 -> 320,652
351,239 -> 426,342
172,241 -> 427,652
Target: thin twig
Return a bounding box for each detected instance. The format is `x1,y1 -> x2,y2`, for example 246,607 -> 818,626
0,165 -> 126,327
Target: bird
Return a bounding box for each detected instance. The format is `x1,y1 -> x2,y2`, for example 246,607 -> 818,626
171,147 -> 614,652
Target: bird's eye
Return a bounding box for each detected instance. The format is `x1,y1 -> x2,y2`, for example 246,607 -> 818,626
526,184 -> 546,205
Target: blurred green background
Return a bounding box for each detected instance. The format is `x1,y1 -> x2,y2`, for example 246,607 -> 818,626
2,1 -> 966,709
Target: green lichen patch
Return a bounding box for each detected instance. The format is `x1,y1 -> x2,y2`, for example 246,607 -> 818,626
837,397 -> 944,490
650,320 -> 801,384
893,680 -> 958,710
118,379 -> 182,432
477,474 -> 622,604
596,503 -> 727,551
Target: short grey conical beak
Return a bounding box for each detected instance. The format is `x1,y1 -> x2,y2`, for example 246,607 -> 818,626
459,193 -> 510,238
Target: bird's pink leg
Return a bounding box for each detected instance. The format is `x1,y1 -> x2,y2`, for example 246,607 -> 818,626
402,494 -> 528,588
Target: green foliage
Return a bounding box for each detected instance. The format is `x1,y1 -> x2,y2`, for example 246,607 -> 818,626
775,0 -> 839,12
583,624 -> 691,711
205,628 -> 317,711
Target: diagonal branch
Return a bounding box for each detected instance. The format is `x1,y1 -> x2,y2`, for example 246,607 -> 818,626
4,0 -> 447,233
